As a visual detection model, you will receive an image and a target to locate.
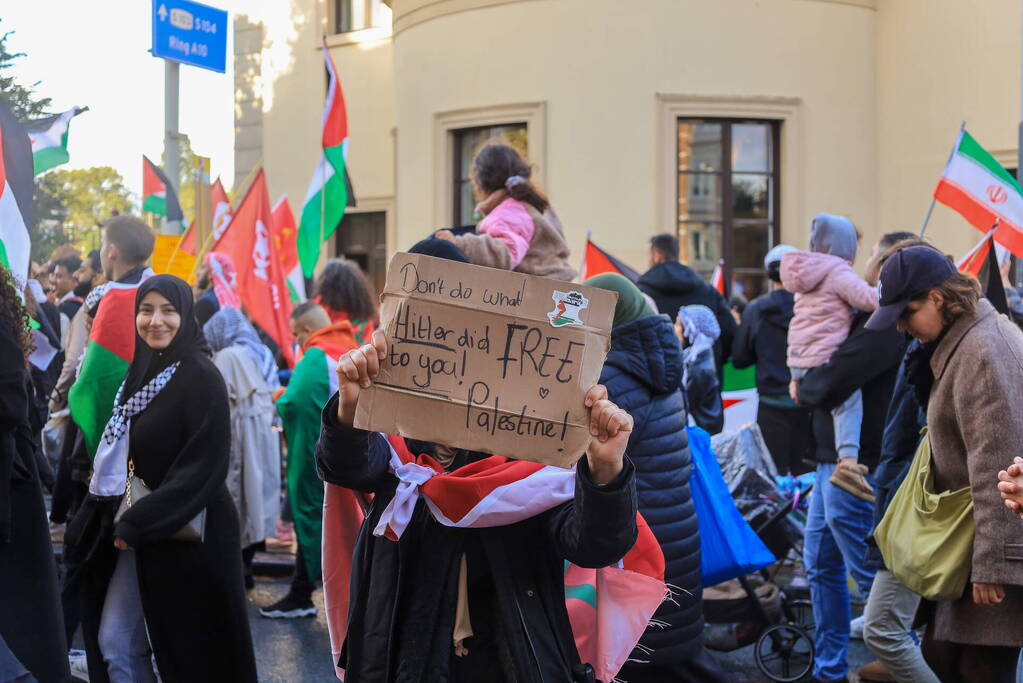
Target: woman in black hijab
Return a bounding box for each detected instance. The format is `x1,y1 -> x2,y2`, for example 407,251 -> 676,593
73,275 -> 256,682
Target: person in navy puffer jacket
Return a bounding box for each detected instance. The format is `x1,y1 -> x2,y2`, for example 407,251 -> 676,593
586,274 -> 730,683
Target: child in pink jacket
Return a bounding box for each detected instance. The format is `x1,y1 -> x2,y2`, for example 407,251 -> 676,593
781,214 -> 878,501
435,144 -> 577,282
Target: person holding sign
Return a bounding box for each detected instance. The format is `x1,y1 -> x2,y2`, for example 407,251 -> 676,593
316,327 -> 640,683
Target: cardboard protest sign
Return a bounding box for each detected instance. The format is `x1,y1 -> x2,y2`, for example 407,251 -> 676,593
354,253 -> 618,468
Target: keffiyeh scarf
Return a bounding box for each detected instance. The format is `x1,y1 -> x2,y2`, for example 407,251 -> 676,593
89,362 -> 180,497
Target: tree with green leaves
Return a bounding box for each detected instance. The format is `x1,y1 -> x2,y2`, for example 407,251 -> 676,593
0,19 -> 51,120
32,167 -> 133,260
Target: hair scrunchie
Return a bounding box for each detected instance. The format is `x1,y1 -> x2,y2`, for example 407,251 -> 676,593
505,175 -> 525,190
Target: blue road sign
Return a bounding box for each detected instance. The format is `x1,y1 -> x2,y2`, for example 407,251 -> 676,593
152,0 -> 228,73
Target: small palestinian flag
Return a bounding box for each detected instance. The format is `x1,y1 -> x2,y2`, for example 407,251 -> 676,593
721,361 -> 758,433
68,282 -> 144,457
142,155 -> 183,221
0,99 -> 34,288
580,236 -> 640,282
298,40 -> 352,278
957,227 -> 996,277
25,106 -> 85,175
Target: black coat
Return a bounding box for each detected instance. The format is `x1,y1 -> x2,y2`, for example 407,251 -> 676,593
70,355 -> 256,683
683,348 -> 724,435
638,262 -> 737,374
732,288 -> 794,398
315,395 -> 639,683
0,316 -> 69,683
797,312 -> 906,470
599,315 -> 705,664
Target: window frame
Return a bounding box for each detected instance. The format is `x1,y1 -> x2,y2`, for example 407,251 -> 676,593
450,124 -> 529,226
676,117 -> 781,299
433,102 -> 546,230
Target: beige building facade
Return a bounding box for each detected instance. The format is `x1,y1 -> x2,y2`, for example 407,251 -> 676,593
235,0 -> 1023,298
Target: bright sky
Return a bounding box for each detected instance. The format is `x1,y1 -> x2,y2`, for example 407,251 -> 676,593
3,0 -> 244,206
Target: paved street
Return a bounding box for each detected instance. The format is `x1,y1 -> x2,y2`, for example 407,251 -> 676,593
244,573 -> 874,682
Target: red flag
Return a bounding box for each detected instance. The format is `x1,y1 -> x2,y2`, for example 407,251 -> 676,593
181,178 -> 231,256
711,260 -> 725,295
271,195 -> 300,275
580,237 -> 640,282
957,227 -> 996,277
211,178 -> 232,245
212,169 -> 295,366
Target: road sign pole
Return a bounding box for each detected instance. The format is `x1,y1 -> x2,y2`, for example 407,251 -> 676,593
163,59 -> 181,235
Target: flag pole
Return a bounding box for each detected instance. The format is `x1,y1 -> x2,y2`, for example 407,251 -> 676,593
921,121 -> 966,237
319,35 -> 328,266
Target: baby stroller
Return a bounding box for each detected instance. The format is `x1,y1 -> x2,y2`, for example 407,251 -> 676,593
702,425 -> 816,682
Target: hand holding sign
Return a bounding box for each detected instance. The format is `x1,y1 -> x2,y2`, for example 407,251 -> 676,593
582,384 -> 632,485
336,329 -> 388,427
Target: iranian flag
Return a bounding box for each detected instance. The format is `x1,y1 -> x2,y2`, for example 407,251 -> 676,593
271,195 -> 306,302
181,177 -> 232,256
0,100 -> 34,288
212,169 -> 295,366
25,106 -> 85,175
298,41 -> 350,277
142,155 -> 183,221
68,283 -> 145,457
934,128 -> 1023,256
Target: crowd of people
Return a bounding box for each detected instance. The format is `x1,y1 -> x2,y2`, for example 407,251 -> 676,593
4,141 -> 1023,683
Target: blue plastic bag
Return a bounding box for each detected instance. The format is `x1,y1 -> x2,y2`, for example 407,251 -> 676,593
688,425 -> 776,586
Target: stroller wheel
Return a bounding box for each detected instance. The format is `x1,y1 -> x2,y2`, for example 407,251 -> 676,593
754,623 -> 815,682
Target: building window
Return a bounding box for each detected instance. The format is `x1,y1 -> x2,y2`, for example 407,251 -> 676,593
451,124 -> 528,226
677,118 -> 780,299
335,211 -> 388,297
334,0 -> 391,34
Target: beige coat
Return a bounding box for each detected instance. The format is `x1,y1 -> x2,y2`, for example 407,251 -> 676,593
928,298 -> 1023,646
213,345 -> 281,549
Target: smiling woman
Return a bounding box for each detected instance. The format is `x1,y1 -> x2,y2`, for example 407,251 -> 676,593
135,290 -> 182,350
68,274 -> 257,681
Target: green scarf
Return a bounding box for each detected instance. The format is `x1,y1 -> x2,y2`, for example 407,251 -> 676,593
584,273 -> 655,328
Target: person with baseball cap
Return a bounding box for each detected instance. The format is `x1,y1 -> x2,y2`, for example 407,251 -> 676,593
868,245 -> 1023,680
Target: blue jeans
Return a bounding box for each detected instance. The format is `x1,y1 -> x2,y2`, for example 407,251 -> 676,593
98,550 -> 156,683
803,462 -> 875,680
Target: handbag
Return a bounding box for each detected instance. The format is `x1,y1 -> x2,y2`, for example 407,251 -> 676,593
687,425 -> 776,586
873,430 -> 974,600
113,459 -> 206,543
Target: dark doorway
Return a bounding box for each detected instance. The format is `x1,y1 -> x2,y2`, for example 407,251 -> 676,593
335,210 -> 387,298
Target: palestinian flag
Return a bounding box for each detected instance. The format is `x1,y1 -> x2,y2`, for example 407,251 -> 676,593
68,282 -> 144,457
271,195 -> 306,302
580,236 -> 640,282
298,41 -> 350,277
330,433 -> 668,683
721,361 -> 758,434
934,128 -> 1023,257
25,106 -> 85,175
0,100 -> 34,288
142,155 -> 183,221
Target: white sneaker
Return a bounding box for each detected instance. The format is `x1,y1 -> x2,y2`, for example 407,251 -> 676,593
850,614 -> 865,640
69,649 -> 89,681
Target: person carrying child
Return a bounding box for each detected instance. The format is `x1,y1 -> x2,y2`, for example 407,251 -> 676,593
781,213 -> 878,502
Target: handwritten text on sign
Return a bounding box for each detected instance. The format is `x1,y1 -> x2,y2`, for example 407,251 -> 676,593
353,253 -> 617,468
